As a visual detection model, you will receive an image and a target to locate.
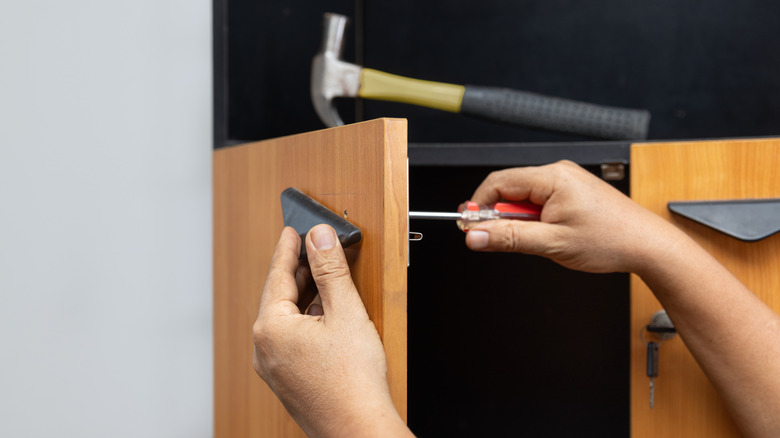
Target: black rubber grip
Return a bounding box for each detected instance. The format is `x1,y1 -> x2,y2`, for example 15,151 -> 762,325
460,85 -> 650,140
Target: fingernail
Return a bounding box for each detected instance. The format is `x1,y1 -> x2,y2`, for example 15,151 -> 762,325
467,230 -> 489,249
311,226 -> 336,250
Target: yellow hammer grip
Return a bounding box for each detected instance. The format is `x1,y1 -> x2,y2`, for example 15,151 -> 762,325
359,68 -> 465,113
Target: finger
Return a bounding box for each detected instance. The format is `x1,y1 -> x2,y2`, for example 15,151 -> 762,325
295,263 -> 312,292
258,227 -> 303,316
471,168 -> 527,205
305,224 -> 365,319
465,219 -> 560,256
295,264 -> 317,313
471,164 -> 564,206
305,294 -> 323,316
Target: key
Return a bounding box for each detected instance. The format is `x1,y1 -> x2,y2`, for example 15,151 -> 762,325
647,341 -> 659,409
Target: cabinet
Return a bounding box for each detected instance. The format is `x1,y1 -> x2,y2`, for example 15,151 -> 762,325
213,119 -> 408,436
630,139 -> 780,437
214,122 -> 780,436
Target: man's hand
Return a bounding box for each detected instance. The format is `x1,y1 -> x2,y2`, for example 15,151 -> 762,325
465,160 -> 681,274
465,161 -> 780,436
252,225 -> 412,438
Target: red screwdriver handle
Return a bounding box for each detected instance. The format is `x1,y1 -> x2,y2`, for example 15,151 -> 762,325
465,201 -> 542,216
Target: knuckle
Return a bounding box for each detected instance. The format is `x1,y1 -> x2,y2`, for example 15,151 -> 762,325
559,159 -> 587,179
485,170 -> 502,182
550,160 -> 577,181
474,170 -> 510,202
484,169 -> 509,188
552,160 -> 577,176
264,268 -> 297,293
251,319 -> 282,380
312,255 -> 351,283
556,159 -> 577,168
264,268 -> 284,288
251,320 -> 267,347
505,224 -> 522,252
491,222 -> 535,254
269,265 -> 293,281
494,223 -> 520,252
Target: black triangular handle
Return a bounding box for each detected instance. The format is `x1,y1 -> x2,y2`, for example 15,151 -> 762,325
668,199 -> 780,242
281,187 -> 362,257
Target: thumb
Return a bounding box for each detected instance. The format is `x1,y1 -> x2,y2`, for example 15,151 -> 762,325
465,220 -> 559,256
305,224 -> 365,318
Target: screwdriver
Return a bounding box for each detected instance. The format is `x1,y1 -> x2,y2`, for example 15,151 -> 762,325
410,201 -> 541,231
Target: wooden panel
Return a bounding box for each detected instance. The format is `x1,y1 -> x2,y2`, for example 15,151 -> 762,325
213,119 -> 408,437
630,139 -> 780,437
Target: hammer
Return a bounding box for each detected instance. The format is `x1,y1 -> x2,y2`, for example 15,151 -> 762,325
311,13 -> 651,140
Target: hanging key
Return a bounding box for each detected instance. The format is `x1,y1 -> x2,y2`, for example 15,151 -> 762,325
643,311 -> 675,410
647,341 -> 659,409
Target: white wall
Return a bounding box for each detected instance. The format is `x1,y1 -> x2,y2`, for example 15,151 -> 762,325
0,1 -> 213,436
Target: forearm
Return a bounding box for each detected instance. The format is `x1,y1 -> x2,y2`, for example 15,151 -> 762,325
311,395 -> 413,438
636,228 -> 780,437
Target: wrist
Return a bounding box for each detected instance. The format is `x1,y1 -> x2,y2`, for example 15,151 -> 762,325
630,221 -> 701,283
616,208 -> 688,277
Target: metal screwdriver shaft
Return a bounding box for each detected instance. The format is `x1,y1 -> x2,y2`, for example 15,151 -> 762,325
408,212 -> 462,220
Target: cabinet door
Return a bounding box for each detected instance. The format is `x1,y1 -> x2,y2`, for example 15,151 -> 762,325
213,118 -> 408,437
630,139 -> 780,437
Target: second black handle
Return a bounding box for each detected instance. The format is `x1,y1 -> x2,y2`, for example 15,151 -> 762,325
460,85 -> 651,140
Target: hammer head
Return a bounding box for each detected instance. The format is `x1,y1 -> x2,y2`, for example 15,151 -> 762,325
311,13 -> 362,127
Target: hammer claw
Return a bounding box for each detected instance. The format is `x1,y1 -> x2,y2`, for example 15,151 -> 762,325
310,14 -> 361,127
311,53 -> 360,127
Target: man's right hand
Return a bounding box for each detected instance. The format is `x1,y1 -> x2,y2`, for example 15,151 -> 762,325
464,160 -> 682,275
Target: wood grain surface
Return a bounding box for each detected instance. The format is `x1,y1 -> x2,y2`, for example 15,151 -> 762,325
213,119 -> 408,437
630,139 -> 780,437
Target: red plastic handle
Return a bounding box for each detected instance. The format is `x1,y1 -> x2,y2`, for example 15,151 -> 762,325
493,201 -> 542,215
465,201 -> 542,215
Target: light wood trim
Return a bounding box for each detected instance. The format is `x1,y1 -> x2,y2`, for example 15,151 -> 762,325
213,119 -> 408,437
381,119 -> 408,420
630,138 -> 780,437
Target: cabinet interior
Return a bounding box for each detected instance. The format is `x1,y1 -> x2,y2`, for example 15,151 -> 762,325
407,164 -> 630,436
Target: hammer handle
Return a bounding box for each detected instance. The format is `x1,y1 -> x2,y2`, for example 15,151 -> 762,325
360,68 -> 465,113
460,85 -> 650,140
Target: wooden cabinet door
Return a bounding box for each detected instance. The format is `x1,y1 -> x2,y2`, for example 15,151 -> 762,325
630,139 -> 780,437
213,119 -> 408,437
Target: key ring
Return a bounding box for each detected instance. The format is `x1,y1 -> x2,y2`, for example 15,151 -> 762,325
641,310 -> 677,346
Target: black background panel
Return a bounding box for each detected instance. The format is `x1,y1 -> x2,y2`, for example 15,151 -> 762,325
218,0 -> 780,146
